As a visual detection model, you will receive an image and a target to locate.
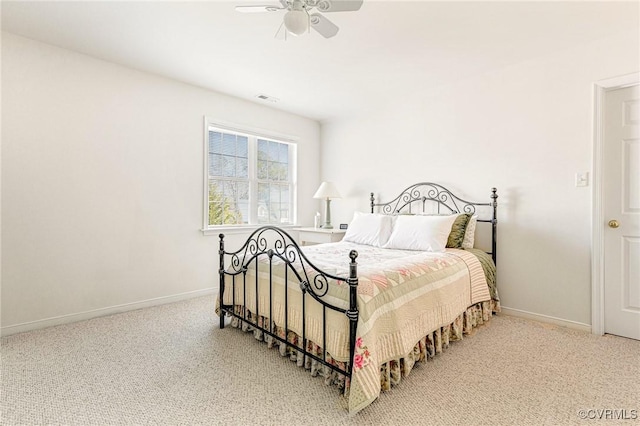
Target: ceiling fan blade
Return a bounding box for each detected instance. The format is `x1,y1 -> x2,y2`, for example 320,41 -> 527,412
235,5 -> 283,13
316,0 -> 363,13
309,13 -> 339,38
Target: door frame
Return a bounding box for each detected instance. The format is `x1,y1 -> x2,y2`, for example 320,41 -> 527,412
591,72 -> 639,335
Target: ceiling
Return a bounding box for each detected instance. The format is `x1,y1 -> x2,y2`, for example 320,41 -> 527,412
2,1 -> 638,122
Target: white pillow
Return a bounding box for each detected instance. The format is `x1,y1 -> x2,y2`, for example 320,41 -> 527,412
383,214 -> 458,252
461,215 -> 478,249
342,212 -> 394,247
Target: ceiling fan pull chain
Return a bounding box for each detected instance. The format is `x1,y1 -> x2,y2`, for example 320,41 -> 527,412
274,20 -> 286,39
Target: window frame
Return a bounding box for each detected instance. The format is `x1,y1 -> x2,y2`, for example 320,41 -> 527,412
202,118 -> 298,234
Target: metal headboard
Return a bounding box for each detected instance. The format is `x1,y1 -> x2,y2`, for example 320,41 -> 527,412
370,182 -> 498,264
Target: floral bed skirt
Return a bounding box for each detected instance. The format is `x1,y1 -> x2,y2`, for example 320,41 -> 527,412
227,299 -> 499,405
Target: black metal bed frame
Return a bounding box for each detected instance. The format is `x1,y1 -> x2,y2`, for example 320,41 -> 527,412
218,183 -> 498,381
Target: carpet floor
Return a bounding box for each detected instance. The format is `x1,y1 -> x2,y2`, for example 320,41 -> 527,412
1,295 -> 639,425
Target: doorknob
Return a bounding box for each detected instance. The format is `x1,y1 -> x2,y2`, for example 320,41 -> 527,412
608,219 -> 619,228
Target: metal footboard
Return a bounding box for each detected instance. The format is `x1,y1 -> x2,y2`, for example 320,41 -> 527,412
218,226 -> 359,378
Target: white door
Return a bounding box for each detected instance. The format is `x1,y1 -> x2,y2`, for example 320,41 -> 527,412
603,84 -> 640,340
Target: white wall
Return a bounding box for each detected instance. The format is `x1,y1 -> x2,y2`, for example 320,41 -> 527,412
1,33 -> 320,334
321,29 -> 639,327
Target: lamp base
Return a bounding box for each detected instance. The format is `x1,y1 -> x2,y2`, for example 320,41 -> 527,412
323,198 -> 333,229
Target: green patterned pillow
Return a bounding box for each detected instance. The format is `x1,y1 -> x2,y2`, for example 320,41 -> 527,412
446,213 -> 471,248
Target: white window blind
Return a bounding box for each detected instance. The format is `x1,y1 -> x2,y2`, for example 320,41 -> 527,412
205,122 -> 296,228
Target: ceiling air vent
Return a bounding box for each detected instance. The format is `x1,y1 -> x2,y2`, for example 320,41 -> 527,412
255,94 -> 279,103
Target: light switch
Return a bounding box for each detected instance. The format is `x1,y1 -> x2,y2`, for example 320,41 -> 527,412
575,172 -> 589,187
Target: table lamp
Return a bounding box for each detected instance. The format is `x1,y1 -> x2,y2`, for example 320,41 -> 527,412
313,181 -> 341,229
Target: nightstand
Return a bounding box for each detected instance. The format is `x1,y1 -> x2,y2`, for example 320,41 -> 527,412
298,227 -> 346,246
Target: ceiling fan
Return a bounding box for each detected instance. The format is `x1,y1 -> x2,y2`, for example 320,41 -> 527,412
235,0 -> 364,39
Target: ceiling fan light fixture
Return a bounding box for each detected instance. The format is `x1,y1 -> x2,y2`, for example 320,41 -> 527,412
236,0 -> 362,39
283,9 -> 308,35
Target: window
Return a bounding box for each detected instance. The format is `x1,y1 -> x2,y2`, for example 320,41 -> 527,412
205,122 -> 296,229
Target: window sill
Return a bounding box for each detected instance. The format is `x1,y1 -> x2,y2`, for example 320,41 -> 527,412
201,224 -> 301,236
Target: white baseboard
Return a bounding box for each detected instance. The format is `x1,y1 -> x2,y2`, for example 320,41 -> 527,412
1,288 -> 216,337
499,306 -> 592,333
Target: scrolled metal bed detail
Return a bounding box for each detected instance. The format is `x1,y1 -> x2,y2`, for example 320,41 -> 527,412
370,182 -> 498,264
217,183 -> 498,412
218,226 -> 359,377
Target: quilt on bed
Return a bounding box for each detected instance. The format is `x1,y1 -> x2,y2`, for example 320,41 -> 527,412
218,241 -> 495,413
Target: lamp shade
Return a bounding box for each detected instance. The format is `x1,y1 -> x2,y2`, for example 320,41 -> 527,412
313,181 -> 341,199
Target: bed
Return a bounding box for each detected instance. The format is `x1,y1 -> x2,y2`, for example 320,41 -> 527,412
216,182 -> 499,413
